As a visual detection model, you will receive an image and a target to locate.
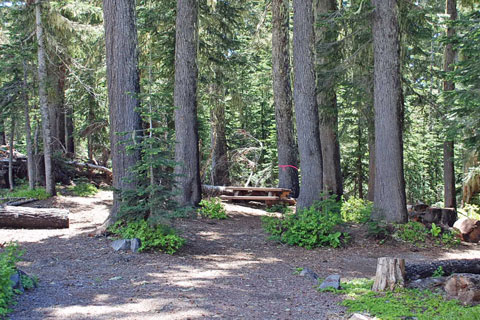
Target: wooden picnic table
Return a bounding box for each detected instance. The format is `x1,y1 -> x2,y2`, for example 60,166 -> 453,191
220,186 -> 296,206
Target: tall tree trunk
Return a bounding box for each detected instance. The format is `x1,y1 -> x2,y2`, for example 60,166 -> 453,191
103,0 -> 143,221
23,60 -> 35,190
210,81 -> 229,186
0,119 -> 5,145
314,0 -> 343,199
35,0 -> 56,196
443,0 -> 457,209
56,62 -> 66,150
65,104 -> 74,154
367,125 -> 375,201
8,118 -> 15,191
371,0 -> 407,223
174,0 -> 201,207
357,122 -> 364,199
272,0 -> 299,198
293,0 -> 323,209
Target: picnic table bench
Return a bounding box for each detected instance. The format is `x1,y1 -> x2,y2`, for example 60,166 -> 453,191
220,186 -> 296,206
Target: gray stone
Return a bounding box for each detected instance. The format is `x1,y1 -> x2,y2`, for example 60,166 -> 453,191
130,238 -> 141,252
111,239 -> 131,251
10,271 -> 24,293
319,274 -> 341,290
299,267 -> 319,281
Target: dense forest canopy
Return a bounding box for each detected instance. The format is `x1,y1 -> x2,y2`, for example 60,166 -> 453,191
1,0 -> 480,223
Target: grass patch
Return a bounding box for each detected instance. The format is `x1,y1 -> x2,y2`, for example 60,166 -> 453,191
0,186 -> 50,201
323,278 -> 480,320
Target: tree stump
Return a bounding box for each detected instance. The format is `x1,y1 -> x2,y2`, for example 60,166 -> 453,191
0,206 -> 69,229
372,257 -> 405,291
445,273 -> 480,305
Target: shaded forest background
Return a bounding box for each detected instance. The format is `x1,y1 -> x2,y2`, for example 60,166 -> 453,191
1,0 -> 480,217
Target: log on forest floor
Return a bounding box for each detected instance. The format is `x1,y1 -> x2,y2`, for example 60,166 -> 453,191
405,259 -> 480,281
0,206 -> 69,229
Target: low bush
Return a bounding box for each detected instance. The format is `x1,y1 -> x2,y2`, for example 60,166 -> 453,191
67,182 -> 98,197
265,204 -> 292,215
458,203 -> 480,220
324,278 -> 480,320
262,195 -> 348,248
341,197 -> 373,223
0,243 -> 23,317
199,198 -> 228,219
394,221 -> 460,247
109,219 -> 185,254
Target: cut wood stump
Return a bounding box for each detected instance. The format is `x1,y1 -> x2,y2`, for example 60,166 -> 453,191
372,257 -> 405,291
445,273 -> 480,305
0,206 -> 69,229
454,218 -> 480,243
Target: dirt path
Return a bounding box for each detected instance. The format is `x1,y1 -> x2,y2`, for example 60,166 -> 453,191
3,192 -> 479,319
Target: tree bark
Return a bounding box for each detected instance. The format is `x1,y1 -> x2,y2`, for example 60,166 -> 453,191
293,0 -> 323,209
0,206 -> 69,229
103,0 -> 143,221
371,0 -> 407,223
443,0 -> 457,209
35,0 -> 56,196
0,119 -> 5,145
272,0 -> 300,198
372,257 -> 405,291
174,0 -> 202,207
23,60 -> 35,190
367,124 -> 375,202
210,80 -> 229,186
314,0 -> 343,199
65,104 -> 74,154
8,118 -> 15,191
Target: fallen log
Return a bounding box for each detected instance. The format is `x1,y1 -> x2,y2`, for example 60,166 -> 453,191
0,206 -> 69,229
406,259 -> 480,281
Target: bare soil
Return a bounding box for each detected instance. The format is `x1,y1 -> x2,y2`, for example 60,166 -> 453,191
2,192 -> 479,320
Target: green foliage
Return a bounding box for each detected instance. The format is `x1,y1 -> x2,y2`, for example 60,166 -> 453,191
0,186 -> 50,201
340,197 -> 373,223
395,222 -> 428,244
0,243 -> 23,317
430,223 -> 442,237
199,198 -> 228,219
367,221 -> 390,242
67,182 -> 98,197
332,278 -> 480,320
265,204 -> 292,215
459,203 -> 480,220
109,219 -> 185,254
432,266 -> 445,278
395,221 -> 460,247
262,195 -> 348,249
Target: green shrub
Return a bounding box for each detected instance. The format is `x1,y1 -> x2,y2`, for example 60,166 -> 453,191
266,204 -> 292,215
68,182 -> 98,197
262,195 -> 348,248
395,221 -> 428,244
0,243 -> 23,317
109,219 -> 185,254
199,198 -> 228,219
341,197 -> 373,223
330,278 -> 480,320
367,221 -> 390,242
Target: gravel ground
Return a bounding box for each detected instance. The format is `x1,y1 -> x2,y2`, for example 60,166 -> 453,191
2,191 -> 479,319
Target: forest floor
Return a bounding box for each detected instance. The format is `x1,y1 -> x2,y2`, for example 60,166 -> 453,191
3,191 -> 480,320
